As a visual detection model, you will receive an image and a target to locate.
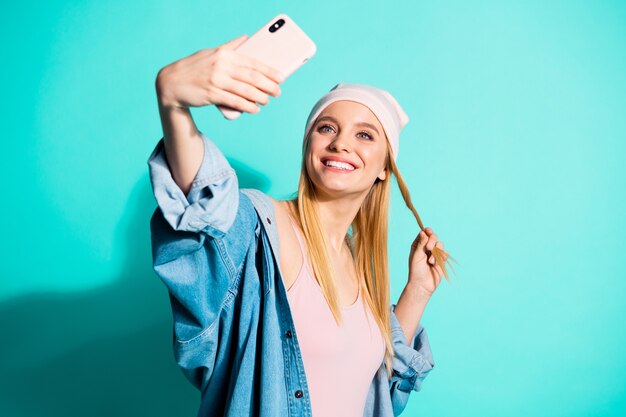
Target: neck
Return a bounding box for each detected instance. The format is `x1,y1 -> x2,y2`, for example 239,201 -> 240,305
310,189 -> 368,256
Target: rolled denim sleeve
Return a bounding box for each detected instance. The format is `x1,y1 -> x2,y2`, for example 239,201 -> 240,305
388,303 -> 435,415
147,131 -> 239,237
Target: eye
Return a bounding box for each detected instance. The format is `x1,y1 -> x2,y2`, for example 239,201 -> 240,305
318,124 -> 373,140
357,131 -> 373,140
318,124 -> 335,133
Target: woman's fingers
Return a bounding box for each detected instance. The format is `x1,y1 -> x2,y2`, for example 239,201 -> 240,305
234,52 -> 285,86
220,76 -> 272,107
211,51 -> 284,111
230,65 -> 282,99
425,228 -> 438,252
422,228 -> 448,267
206,45 -> 284,111
210,86 -> 260,114
215,34 -> 285,86
219,34 -> 249,50
413,230 -> 428,254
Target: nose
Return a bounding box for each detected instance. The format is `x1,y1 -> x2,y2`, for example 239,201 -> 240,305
329,132 -> 351,153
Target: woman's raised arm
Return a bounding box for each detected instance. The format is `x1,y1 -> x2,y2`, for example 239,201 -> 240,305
145,36 -> 286,378
154,33 -> 284,195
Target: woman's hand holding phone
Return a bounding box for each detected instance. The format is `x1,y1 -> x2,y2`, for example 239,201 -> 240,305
155,34 -> 285,114
153,34 -> 284,196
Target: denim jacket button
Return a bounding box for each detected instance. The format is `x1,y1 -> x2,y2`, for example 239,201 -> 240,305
294,390 -> 303,398
266,217 -> 272,224
285,330 -> 292,338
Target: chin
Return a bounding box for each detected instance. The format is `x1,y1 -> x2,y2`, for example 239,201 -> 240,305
311,178 -> 370,200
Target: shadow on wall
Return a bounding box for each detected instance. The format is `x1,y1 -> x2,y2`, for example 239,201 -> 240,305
0,159 -> 271,417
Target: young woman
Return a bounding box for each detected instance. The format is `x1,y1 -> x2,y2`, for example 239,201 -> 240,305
148,34 -> 452,417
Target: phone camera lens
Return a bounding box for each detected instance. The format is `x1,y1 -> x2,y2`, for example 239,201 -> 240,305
269,18 -> 285,33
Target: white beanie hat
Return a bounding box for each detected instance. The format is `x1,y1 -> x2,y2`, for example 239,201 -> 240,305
303,82 -> 409,160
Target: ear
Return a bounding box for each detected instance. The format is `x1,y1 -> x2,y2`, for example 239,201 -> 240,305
377,167 -> 387,181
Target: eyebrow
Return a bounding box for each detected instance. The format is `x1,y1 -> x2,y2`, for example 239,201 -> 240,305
316,115 -> 380,135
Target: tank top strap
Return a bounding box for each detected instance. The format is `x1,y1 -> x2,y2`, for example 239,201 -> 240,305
286,213 -> 308,259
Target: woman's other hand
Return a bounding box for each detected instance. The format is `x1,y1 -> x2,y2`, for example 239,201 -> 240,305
155,34 -> 285,114
408,227 -> 447,297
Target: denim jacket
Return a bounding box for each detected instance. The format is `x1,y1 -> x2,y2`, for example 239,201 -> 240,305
147,131 -> 435,416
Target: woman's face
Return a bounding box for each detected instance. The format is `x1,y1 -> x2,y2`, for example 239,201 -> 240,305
305,100 -> 389,199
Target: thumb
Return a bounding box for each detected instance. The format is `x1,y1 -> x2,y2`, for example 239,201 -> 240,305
220,34 -> 249,50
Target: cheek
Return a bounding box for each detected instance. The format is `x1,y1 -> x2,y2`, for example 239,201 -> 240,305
304,145 -> 317,177
308,134 -> 326,151
305,136 -> 325,163
364,147 -> 387,170
376,144 -> 389,167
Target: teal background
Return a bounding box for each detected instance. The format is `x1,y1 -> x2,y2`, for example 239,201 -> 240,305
1,0 -> 625,415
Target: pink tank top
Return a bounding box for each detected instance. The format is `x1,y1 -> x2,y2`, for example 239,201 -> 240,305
285,215 -> 386,417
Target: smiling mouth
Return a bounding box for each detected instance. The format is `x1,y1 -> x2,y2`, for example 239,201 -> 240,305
323,159 -> 356,171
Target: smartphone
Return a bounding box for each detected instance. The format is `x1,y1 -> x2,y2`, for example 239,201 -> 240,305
217,13 -> 317,120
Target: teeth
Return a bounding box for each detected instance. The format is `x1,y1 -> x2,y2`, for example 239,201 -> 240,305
324,160 -> 355,170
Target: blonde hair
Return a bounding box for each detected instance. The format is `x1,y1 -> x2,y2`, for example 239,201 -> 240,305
288,127 -> 457,380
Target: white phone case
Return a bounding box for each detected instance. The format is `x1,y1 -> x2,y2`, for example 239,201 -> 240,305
217,13 -> 317,120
